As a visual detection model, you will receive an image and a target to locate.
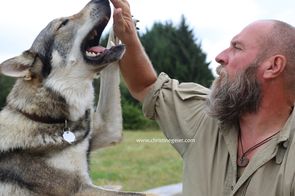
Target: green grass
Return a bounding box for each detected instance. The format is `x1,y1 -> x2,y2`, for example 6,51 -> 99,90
90,130 -> 183,192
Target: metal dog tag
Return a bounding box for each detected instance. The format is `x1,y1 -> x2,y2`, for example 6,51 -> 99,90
63,130 -> 76,144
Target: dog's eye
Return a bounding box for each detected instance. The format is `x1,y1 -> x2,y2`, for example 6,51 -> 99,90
57,19 -> 69,30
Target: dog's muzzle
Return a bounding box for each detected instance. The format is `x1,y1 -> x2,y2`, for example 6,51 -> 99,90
81,0 -> 125,68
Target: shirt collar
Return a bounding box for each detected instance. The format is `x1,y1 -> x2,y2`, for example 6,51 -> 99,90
276,106 -> 295,145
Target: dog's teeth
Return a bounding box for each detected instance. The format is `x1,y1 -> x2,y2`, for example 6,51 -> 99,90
86,51 -> 100,57
86,51 -> 95,57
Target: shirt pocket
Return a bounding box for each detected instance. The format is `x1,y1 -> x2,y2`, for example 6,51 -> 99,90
174,83 -> 211,139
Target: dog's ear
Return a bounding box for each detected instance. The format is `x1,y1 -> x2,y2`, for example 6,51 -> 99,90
0,51 -> 36,80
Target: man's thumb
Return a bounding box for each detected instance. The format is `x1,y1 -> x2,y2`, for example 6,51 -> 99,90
113,8 -> 124,24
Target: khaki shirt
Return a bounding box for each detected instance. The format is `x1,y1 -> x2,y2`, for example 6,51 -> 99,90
143,73 -> 295,196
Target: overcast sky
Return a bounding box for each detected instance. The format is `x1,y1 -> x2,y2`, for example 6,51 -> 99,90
0,0 -> 294,74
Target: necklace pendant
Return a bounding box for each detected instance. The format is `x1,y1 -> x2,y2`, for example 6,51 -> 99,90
238,156 -> 249,167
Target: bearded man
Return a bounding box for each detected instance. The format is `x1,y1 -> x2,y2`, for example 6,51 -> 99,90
110,0 -> 295,195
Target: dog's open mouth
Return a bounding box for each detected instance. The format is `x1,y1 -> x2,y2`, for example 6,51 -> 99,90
81,18 -> 125,66
83,18 -> 107,58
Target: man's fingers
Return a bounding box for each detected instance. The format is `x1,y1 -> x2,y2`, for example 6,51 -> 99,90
110,0 -> 136,44
113,7 -> 122,16
110,0 -> 122,8
113,8 -> 124,25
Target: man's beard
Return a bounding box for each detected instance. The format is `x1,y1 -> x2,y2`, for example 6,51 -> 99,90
207,64 -> 262,126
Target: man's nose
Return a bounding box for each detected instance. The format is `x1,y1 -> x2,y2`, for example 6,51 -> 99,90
215,49 -> 228,65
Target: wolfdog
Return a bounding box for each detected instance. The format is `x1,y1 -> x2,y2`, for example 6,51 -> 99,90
0,0 -> 152,195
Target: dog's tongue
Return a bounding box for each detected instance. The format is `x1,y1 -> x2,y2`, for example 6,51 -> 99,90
87,46 -> 106,53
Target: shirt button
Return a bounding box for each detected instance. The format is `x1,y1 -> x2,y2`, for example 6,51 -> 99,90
231,185 -> 234,190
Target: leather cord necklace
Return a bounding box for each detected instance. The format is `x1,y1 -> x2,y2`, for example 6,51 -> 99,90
237,130 -> 280,167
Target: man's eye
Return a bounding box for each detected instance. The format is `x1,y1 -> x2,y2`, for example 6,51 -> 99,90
232,42 -> 242,50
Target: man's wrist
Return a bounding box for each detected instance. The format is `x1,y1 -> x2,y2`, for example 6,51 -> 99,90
123,34 -> 142,49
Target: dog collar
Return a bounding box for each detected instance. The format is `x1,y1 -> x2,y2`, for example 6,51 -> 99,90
18,110 -> 66,124
18,109 -> 91,144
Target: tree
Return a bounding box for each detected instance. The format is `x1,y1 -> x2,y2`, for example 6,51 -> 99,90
140,15 -> 214,87
0,76 -> 15,109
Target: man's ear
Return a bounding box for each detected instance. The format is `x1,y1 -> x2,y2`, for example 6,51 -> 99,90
263,55 -> 287,79
0,51 -> 37,80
